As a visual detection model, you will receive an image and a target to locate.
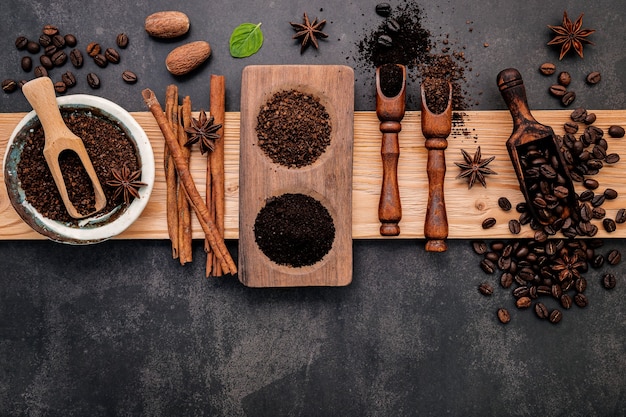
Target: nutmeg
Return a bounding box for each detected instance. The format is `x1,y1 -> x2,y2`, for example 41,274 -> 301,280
165,41 -> 211,76
145,11 -> 190,39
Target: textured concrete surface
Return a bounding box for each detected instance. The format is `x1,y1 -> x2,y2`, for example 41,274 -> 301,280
1,0 -> 626,416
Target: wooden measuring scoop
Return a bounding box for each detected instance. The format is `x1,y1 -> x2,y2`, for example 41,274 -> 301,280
376,64 -> 406,236
420,79 -> 452,252
21,77 -> 106,219
497,68 -> 576,225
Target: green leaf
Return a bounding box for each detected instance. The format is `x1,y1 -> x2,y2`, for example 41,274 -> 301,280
229,22 -> 263,58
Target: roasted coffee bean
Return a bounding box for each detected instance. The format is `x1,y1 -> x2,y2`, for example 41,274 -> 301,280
21,56 -> 32,72
571,108 -> 587,122
385,18 -> 401,33
485,251 -> 499,262
535,302 -> 549,319
607,249 -> 621,265
539,62 -> 556,75
605,153 -> 620,164
574,293 -> 588,308
497,308 -> 510,324
549,84 -> 567,97
516,296 -> 531,309
500,272 -> 513,288
38,34 -> 51,47
584,113 -> 596,125
561,91 -> 576,107
608,125 -> 625,138
551,283 -> 562,299
553,185 -> 569,199
592,207 -> 606,219
549,309 -> 562,323
61,71 -> 76,87
602,273 -> 616,289
498,196 -> 512,211
26,40 -> 41,54
69,49 -> 83,68
563,121 -> 578,134
86,42 -> 101,57
616,208 -> 626,224
2,79 -> 17,93
603,218 -> 616,233
377,34 -> 393,47
42,24 -> 58,36
53,81 -> 66,94
560,294 -> 572,309
591,194 -> 605,207
512,286 -> 529,298
44,44 -> 57,56
533,229 -> 548,243
557,71 -> 571,86
64,34 -> 77,47
498,256 -> 511,271
39,54 -> 53,70
116,33 -> 129,48
33,65 -> 48,78
575,277 -> 587,293
480,258 -> 495,274
15,36 -> 28,50
52,34 -> 65,48
604,188 -> 618,200
516,202 -> 527,213
592,254 -> 604,268
17,79 -> 27,89
478,283 -> 494,296
472,241 -> 487,255
508,219 -> 521,235
86,72 -> 100,89
586,71 -> 601,85
583,178 -> 599,190
491,241 -> 504,252
93,53 -> 108,68
105,47 -> 120,64
51,50 -> 67,66
482,217 -> 496,229
118,70 -> 137,84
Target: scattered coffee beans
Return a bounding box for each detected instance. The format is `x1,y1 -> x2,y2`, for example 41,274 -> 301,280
121,70 -> 137,84
104,47 -> 120,64
602,273 -> 616,289
116,33 -> 129,49
586,71 -> 601,85
86,41 -> 101,57
86,72 -> 100,89
21,56 -> 32,72
93,53 -> 108,68
498,197 -> 512,211
69,48 -> 84,68
539,62 -> 556,75
557,71 -> 571,86
608,125 -> 625,138
481,217 -> 496,229
478,283 -> 493,296
2,79 -> 17,93
375,2 -> 392,17
497,308 -> 511,324
561,91 -> 576,106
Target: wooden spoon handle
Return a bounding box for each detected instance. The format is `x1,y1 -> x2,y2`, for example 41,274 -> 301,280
21,77 -> 71,135
379,127 -> 401,236
496,68 -> 538,131
424,145 -> 448,252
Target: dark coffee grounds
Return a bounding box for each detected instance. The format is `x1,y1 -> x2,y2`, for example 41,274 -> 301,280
379,63 -> 404,97
254,193 -> 335,268
423,76 -> 450,114
16,108 -> 140,224
256,89 -> 332,168
355,1 -> 471,110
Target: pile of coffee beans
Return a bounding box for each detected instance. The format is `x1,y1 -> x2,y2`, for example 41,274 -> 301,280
539,62 -> 601,107
3,24 -> 137,94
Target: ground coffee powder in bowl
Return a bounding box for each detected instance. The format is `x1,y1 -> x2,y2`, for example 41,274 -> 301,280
3,94 -> 155,244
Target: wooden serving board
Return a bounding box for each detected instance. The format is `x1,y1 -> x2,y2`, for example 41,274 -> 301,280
2,109 -> 626,242
238,65 -> 354,287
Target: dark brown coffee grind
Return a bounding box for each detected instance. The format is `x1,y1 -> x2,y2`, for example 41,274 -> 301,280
256,90 -> 332,168
379,63 -> 403,97
254,193 -> 335,268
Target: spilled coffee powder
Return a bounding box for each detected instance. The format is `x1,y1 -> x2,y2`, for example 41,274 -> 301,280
256,89 -> 332,168
423,76 -> 450,114
16,108 -> 140,224
254,193 -> 335,267
379,63 -> 404,97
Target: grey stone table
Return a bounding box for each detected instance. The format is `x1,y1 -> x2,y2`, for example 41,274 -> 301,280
1,0 -> 625,416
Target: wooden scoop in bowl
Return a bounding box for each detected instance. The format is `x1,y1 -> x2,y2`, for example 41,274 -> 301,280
21,77 -> 106,219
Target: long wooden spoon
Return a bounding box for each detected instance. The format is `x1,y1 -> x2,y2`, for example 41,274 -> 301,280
22,77 -> 106,219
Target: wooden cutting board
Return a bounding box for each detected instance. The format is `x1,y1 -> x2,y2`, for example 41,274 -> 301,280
2,109 -> 626,241
238,65 -> 354,287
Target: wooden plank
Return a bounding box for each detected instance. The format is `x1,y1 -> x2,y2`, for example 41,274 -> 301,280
238,65 -> 354,287
2,109 -> 626,240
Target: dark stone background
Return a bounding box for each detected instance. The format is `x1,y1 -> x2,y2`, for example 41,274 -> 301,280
1,0 -> 625,416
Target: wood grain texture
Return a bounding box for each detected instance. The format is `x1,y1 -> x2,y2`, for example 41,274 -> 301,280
238,65 -> 354,287
2,109 -> 626,241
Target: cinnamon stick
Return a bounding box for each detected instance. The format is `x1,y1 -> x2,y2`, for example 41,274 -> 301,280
178,99 -> 193,264
208,74 -> 226,277
142,88 -> 237,275
164,85 -> 179,259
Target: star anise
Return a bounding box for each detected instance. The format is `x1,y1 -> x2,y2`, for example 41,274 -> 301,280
107,166 -> 146,205
547,11 -> 595,60
551,252 -> 585,282
184,109 -> 222,155
290,12 -> 328,53
455,146 -> 497,189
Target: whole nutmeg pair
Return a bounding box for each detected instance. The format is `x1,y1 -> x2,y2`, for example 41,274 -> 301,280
145,11 -> 211,76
